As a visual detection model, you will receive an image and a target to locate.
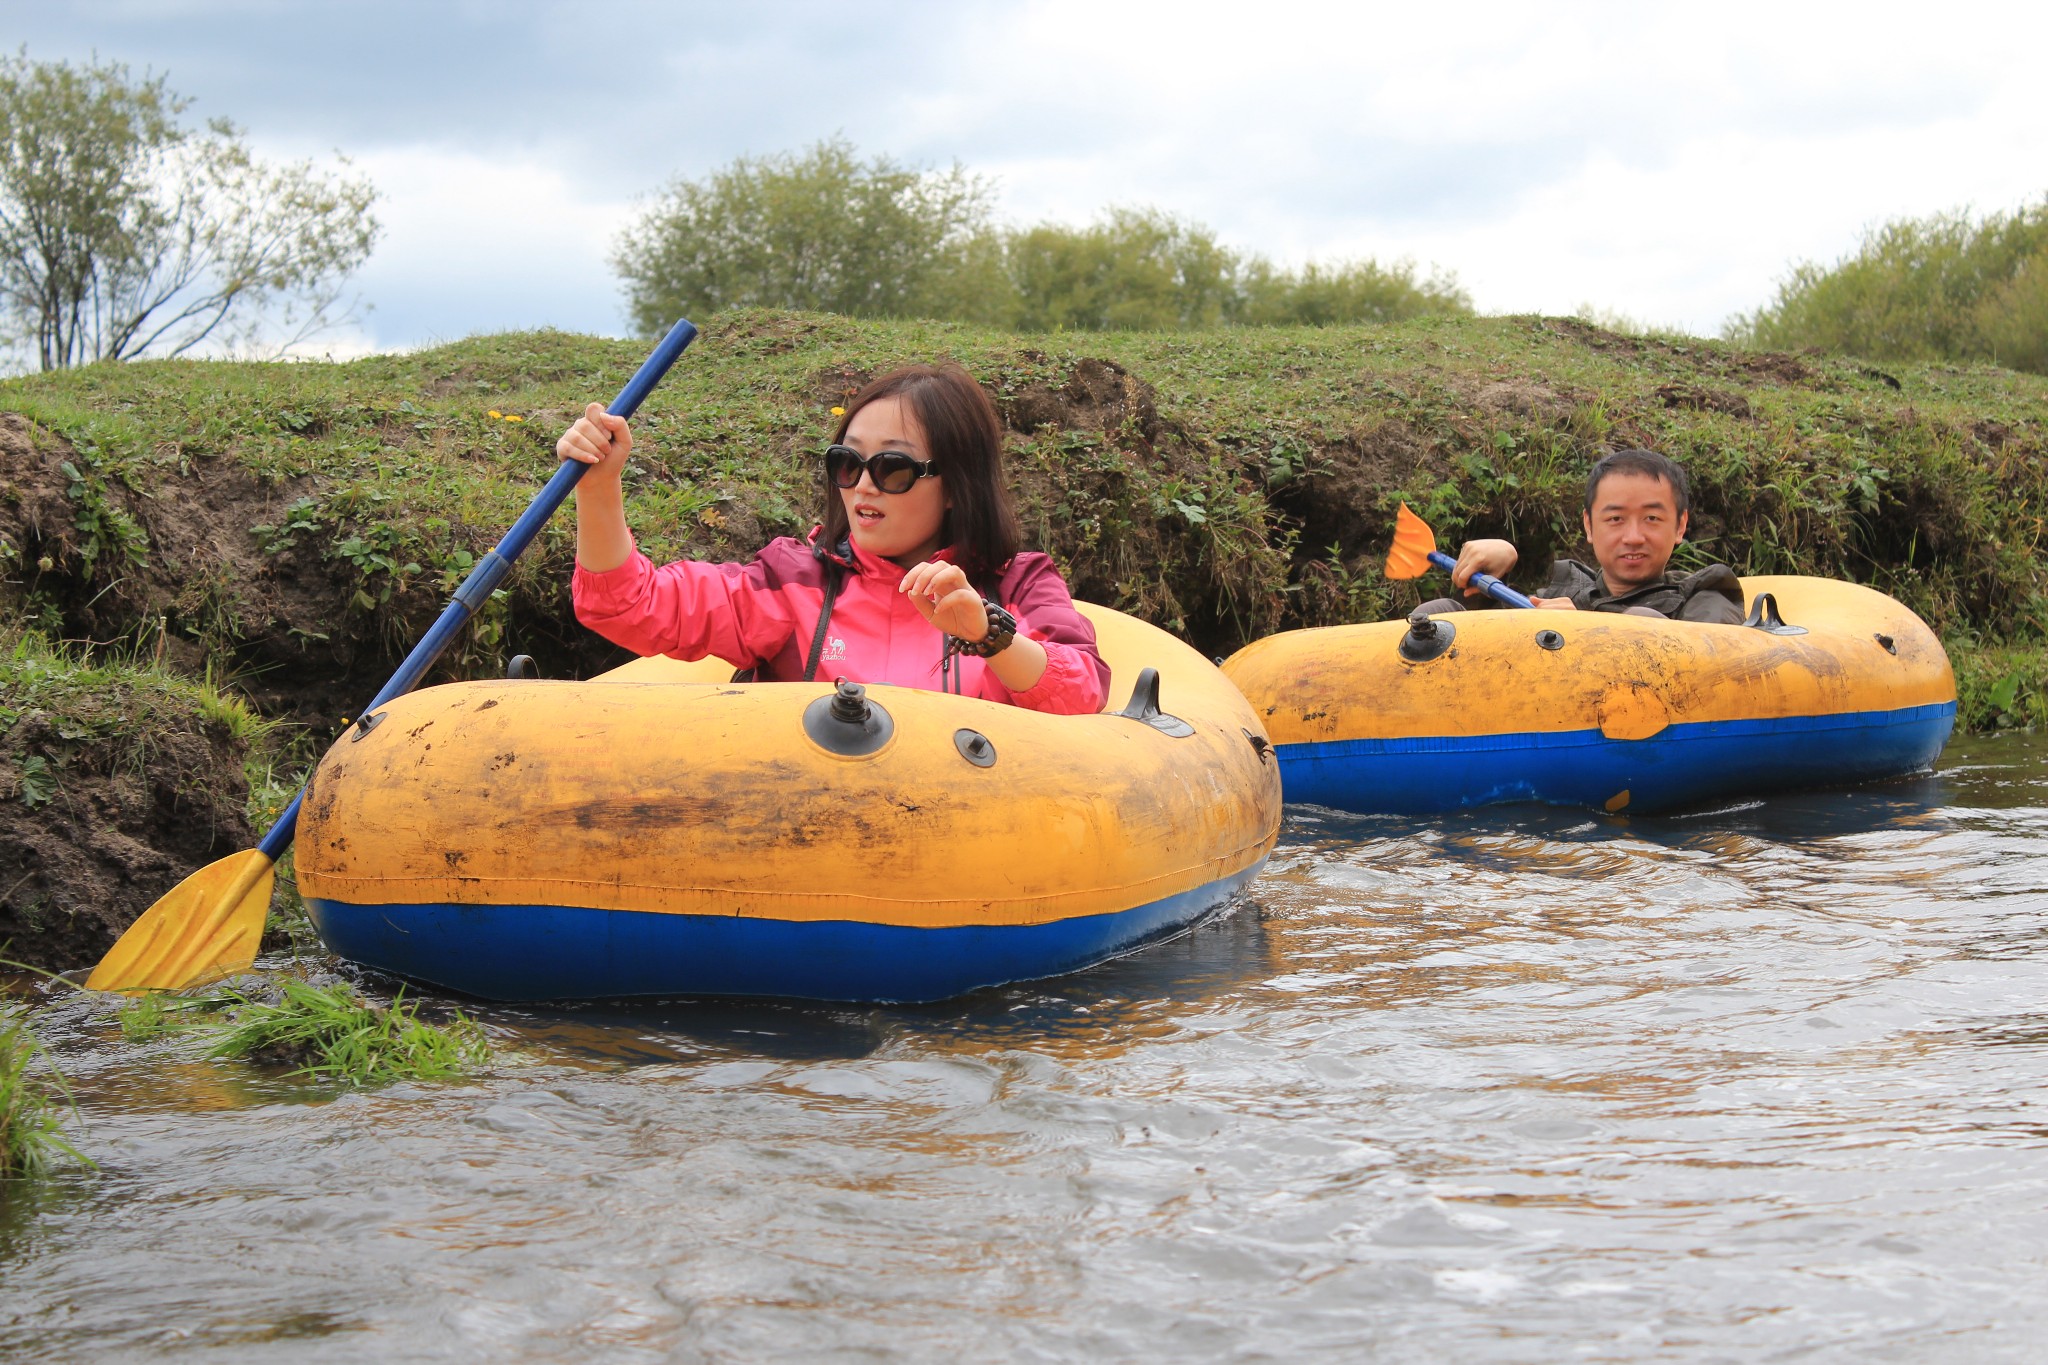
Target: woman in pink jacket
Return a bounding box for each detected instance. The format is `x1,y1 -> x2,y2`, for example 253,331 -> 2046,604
559,363 -> 1110,715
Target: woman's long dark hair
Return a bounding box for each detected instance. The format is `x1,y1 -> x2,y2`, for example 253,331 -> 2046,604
819,364 -> 1022,583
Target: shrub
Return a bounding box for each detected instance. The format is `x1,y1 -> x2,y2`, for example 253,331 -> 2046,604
1728,197 -> 2048,374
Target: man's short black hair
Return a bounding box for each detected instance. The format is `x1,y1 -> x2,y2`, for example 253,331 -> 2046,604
1585,448 -> 1690,515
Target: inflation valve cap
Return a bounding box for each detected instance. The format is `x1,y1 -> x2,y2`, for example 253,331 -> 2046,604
804,679 -> 894,757
1399,611 -> 1456,663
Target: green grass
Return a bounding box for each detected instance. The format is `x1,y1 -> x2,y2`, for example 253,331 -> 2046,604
1953,645 -> 2048,731
4,309 -> 2046,722
115,991 -> 231,1043
1,627 -> 275,786
0,1006 -> 88,1179
210,978 -> 488,1087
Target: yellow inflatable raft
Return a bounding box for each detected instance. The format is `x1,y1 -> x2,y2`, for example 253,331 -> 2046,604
296,605 -> 1280,1002
1221,576 -> 1955,815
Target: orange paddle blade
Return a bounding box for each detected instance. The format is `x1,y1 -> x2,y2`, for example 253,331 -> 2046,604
1384,502 -> 1439,580
85,849 -> 274,994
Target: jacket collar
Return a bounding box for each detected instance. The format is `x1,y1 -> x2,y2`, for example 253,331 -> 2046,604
805,525 -> 857,572
806,524 -> 958,581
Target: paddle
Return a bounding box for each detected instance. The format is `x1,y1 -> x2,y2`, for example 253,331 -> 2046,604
86,317 -> 702,994
1383,502 -> 1536,609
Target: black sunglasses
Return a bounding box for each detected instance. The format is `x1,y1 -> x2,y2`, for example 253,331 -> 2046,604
825,444 -> 938,495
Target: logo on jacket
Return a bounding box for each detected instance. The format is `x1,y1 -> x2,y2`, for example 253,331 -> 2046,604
821,636 -> 846,661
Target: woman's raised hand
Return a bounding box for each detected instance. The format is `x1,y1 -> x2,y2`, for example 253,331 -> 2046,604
557,403 -> 634,479
562,402 -> 637,573
899,561 -> 989,641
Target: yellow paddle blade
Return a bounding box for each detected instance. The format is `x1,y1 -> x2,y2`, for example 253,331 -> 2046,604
85,849 -> 275,994
1384,502 -> 1440,580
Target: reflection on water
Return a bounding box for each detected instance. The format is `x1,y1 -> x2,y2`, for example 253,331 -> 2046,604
7,733 -> 2048,1361
516,905 -> 1282,1069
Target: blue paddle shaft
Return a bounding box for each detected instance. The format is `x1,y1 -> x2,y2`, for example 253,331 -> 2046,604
256,318 -> 700,860
1427,549 -> 1536,610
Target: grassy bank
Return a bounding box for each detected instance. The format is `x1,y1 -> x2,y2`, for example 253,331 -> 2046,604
0,310 -> 2043,861
0,630 -> 281,969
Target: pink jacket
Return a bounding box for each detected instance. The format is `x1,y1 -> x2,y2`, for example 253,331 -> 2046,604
572,531 -> 1110,715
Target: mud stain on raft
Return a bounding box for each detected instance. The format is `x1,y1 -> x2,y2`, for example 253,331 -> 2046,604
553,760 -> 833,842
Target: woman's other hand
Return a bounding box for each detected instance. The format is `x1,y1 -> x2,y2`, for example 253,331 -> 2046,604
899,559 -> 1052,694
899,561 -> 989,640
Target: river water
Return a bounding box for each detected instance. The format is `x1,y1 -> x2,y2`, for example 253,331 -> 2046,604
6,731 -> 2048,1362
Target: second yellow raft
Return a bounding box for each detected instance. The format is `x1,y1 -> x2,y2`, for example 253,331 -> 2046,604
1222,576 -> 1955,815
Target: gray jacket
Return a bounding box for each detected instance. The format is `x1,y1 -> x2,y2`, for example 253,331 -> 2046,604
1542,558 -> 1746,624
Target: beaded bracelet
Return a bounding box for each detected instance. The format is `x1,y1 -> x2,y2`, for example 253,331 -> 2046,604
949,600 -> 1017,658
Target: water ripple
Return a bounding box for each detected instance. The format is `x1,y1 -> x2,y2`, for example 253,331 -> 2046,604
7,733 -> 2048,1361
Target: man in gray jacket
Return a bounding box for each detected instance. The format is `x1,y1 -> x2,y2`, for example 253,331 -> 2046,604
1419,448 -> 1745,624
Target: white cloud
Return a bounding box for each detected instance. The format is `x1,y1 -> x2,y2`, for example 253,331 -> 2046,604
15,0 -> 2048,347
333,145 -> 638,347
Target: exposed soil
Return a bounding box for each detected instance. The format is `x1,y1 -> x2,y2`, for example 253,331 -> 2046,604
987,356 -> 1286,646
0,705 -> 254,972
1473,378 -> 1581,425
1974,419 -> 2022,449
1733,350 -> 1817,386
1655,382 -> 1754,419
1266,417 -> 1433,568
998,356 -> 1164,445
1541,317 -> 1816,388
0,416 -> 374,723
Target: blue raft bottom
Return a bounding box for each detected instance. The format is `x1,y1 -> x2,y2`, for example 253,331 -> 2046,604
308,859 -> 1268,1004
1277,702 -> 1957,815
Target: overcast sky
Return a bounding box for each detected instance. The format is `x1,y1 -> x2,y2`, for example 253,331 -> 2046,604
14,0 -> 2047,354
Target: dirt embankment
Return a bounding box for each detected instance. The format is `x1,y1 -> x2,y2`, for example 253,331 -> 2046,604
0,358 -> 1286,707
0,417 -> 268,968
0,685 -> 255,971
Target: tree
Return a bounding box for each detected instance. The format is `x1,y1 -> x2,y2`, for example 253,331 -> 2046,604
1726,197 -> 2048,375
1005,213 -> 1471,332
613,138 -> 1001,332
1007,209 -> 1239,331
614,140 -> 1474,335
1235,256 -> 1472,326
0,52 -> 380,370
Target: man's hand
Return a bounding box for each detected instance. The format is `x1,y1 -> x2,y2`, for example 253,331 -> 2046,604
1452,538 -> 1518,595
1528,596 -> 1578,611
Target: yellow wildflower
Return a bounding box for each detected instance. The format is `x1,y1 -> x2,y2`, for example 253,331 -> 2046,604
488,410 -> 502,419
831,406 -> 845,416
